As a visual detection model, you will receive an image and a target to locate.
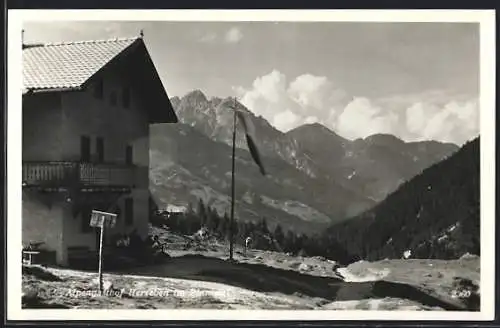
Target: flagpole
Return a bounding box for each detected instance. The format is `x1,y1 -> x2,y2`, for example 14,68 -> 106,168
229,98 -> 237,261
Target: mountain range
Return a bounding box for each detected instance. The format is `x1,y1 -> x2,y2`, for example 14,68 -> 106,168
324,137 -> 480,261
149,90 -> 460,233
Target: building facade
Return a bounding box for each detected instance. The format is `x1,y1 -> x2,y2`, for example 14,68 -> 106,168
22,36 -> 177,266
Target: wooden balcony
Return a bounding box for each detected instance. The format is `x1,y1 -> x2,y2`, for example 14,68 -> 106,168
22,161 -> 136,191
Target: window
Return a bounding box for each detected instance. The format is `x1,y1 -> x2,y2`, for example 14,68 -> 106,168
80,136 -> 91,162
125,145 -> 133,165
81,205 -> 93,233
122,87 -> 131,108
110,91 -> 117,106
114,205 -> 122,221
94,79 -> 104,99
96,137 -> 104,163
125,198 -> 134,226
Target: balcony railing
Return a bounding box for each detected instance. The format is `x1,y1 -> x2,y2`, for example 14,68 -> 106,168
22,161 -> 136,189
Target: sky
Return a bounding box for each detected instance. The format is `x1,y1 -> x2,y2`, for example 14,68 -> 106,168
23,21 -> 480,145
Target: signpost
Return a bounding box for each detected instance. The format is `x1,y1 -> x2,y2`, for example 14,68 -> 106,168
90,210 -> 117,294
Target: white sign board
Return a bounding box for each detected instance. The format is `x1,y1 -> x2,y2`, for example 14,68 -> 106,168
90,210 -> 117,228
89,209 -> 117,294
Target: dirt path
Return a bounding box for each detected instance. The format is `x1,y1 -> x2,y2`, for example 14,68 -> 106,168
22,252 -> 478,310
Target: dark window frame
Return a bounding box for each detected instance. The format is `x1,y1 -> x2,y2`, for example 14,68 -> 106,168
80,135 -> 91,162
96,137 -> 104,163
125,145 -> 133,165
125,198 -> 134,226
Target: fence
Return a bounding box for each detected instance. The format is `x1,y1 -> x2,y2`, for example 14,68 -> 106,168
22,161 -> 136,188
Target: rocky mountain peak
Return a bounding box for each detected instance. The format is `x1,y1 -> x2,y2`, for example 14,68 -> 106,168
170,96 -> 181,107
182,89 -> 208,103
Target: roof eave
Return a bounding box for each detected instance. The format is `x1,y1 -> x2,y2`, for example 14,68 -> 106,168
24,86 -> 83,94
133,40 -> 179,124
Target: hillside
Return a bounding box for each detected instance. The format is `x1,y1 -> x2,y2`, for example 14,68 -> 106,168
324,137 -> 480,261
286,126 -> 459,201
150,123 -> 372,233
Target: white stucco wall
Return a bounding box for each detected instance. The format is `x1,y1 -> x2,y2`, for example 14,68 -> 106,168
22,191 -> 66,264
23,66 -> 151,266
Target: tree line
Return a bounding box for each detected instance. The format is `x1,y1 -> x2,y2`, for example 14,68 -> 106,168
151,198 -> 355,265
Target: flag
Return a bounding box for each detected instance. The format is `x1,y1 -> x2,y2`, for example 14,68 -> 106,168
235,110 -> 267,176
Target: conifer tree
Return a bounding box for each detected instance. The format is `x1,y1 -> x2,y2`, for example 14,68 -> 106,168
197,198 -> 207,227
218,214 -> 229,240
260,217 -> 269,235
273,224 -> 285,248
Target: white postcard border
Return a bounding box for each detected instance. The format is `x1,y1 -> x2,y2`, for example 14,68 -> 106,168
7,9 -> 496,321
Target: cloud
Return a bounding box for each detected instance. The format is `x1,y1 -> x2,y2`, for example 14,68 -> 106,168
405,99 -> 479,145
304,116 -> 319,124
273,110 -> 300,131
234,70 -> 347,132
199,32 -> 217,43
234,70 -> 299,129
288,74 -> 346,111
234,70 -> 479,145
337,97 -> 399,140
224,27 -> 243,43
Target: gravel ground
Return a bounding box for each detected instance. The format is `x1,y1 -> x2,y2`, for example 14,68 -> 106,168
22,228 -> 479,311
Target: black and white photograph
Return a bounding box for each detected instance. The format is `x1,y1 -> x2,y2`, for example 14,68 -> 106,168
6,9 -> 496,321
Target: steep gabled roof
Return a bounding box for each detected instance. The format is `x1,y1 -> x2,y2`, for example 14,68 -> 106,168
23,37 -> 139,92
22,37 -> 177,123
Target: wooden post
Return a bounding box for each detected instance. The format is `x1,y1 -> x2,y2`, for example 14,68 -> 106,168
98,224 -> 104,295
229,101 -> 237,261
90,210 -> 116,295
